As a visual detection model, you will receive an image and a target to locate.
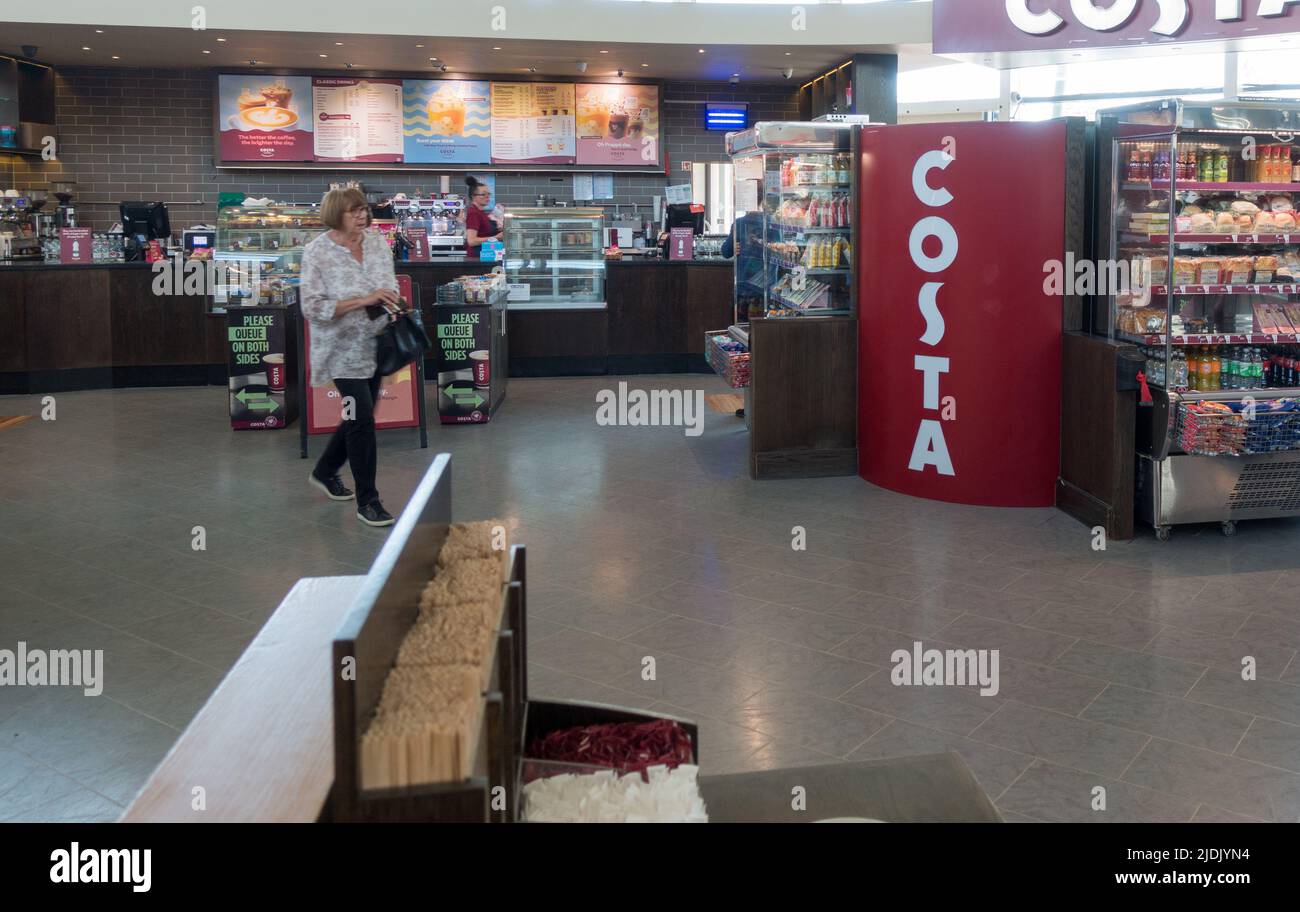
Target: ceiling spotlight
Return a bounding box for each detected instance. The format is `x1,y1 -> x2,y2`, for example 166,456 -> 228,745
640,63 -> 648,68
785,52 -> 792,56
81,46 -> 91,51
95,29 -> 104,34
217,37 -> 226,42
202,50 -> 211,54
493,47 -> 502,51
600,50 -> 609,54
416,44 -> 424,48
528,66 -> 537,73
344,62 -> 354,69
319,54 -> 327,58
698,48 -> 705,54
112,55 -> 120,60
335,41 -> 344,46
439,64 -> 448,72
249,59 -> 259,66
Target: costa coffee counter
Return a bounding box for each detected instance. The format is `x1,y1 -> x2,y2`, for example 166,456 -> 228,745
0,260 -> 228,394
505,258 -> 734,377
0,257 -> 734,394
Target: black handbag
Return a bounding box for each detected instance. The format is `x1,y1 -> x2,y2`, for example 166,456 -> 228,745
373,301 -> 431,376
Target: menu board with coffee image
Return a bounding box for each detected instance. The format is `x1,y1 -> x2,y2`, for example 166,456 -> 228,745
576,84 -> 659,166
313,77 -> 404,162
218,75 -> 314,162
402,79 -> 491,163
490,83 -> 576,165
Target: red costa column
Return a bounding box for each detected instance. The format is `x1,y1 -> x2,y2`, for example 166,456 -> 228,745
857,121 -> 1068,507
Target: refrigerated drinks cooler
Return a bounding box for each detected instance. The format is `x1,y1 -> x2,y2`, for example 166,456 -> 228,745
1100,99 -> 1300,539
708,121 -> 860,419
726,121 -> 857,323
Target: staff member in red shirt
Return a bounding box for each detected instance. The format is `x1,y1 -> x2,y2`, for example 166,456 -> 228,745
464,175 -> 501,253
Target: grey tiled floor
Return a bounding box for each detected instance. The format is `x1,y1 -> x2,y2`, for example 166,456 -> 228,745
3,376 -> 1300,822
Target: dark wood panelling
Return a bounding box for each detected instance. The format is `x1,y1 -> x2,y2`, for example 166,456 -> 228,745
684,266 -> 735,353
0,271 -> 26,372
606,264 -> 683,357
23,269 -> 112,370
506,310 -> 607,359
110,268 -> 168,367
750,316 -> 858,479
1058,331 -> 1139,541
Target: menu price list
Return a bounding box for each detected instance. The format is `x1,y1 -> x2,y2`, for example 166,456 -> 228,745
312,77 -> 404,163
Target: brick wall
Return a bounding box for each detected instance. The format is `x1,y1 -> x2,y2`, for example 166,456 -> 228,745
8,67 -> 799,232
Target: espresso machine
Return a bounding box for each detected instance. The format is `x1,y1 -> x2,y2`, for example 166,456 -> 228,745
52,180 -> 77,230
0,193 -> 44,261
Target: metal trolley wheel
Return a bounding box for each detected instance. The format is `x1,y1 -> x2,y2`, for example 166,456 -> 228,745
1155,526 -> 1173,543
1221,521 -> 1238,538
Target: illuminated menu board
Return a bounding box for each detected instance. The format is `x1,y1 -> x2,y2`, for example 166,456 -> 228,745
312,77 -> 404,162
490,83 -> 576,165
402,80 -> 492,164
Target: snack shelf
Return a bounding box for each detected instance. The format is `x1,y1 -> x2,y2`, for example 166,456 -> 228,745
772,224 -> 852,234
777,184 -> 852,195
705,330 -> 751,389
1122,332 -> 1299,346
770,260 -> 850,274
1149,181 -> 1298,193
1151,284 -> 1300,295
1148,234 -> 1300,245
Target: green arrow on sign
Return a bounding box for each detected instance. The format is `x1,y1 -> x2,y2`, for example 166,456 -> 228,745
445,385 -> 485,408
247,398 -> 278,411
235,388 -> 270,405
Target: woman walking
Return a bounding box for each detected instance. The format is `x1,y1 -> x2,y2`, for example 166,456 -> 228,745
300,187 -> 402,527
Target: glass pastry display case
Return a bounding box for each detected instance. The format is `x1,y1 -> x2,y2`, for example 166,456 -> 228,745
1100,98 -> 1300,540
726,121 -> 857,322
502,207 -> 605,310
211,203 -> 326,314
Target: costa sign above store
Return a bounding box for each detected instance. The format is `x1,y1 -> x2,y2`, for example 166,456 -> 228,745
933,0 -> 1300,54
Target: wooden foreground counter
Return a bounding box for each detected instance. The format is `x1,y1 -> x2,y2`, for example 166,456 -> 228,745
120,576 -> 364,823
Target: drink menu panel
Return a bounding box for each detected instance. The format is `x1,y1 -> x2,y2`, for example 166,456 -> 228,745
402,80 -> 492,164
312,77 -> 404,163
576,83 -> 659,166
490,83 -> 576,165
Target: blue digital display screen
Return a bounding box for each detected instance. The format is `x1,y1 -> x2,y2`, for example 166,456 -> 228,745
705,105 -> 748,131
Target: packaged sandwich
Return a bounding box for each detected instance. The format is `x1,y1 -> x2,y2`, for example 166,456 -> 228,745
1275,210 -> 1297,232
1230,200 -> 1261,215
1255,255 -> 1279,283
1255,211 -> 1277,233
1189,212 -> 1215,233
1224,256 -> 1254,284
1216,212 -> 1237,233
1196,258 -> 1222,284
1238,214 -> 1256,233
1173,257 -> 1199,285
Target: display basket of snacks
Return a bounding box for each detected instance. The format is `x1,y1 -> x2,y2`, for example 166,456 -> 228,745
705,331 -> 751,388
1177,400 -> 1247,455
1236,398 -> 1300,453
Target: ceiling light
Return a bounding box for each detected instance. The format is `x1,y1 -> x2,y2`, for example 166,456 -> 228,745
335,42 -> 344,46
216,38 -> 226,42
640,63 -> 648,67
493,47 -> 502,51
111,55 -> 120,60
416,44 -> 424,48
202,50 -> 211,54
95,30 -> 104,34
319,54 -> 327,58
82,47 -> 91,51
785,52 -> 792,56
600,50 -> 609,54
698,49 -> 705,54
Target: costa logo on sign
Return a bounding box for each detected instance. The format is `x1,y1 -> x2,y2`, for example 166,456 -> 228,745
934,0 -> 1300,54
909,149 -> 957,477
1006,0 -> 1299,38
